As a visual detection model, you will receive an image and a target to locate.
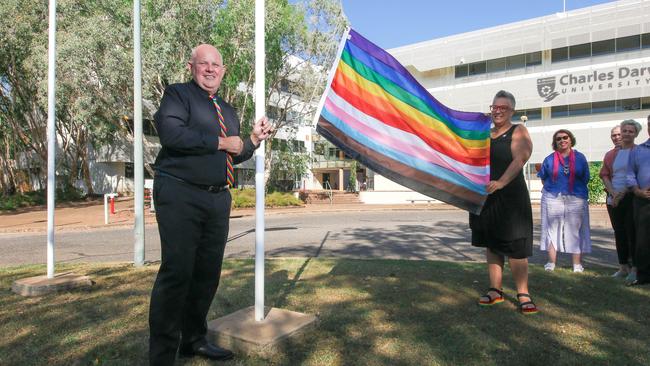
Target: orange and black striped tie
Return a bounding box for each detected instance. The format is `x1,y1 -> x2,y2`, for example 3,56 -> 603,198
211,96 -> 234,187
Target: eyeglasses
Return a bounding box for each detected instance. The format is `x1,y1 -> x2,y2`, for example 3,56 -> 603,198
555,135 -> 570,142
489,105 -> 511,113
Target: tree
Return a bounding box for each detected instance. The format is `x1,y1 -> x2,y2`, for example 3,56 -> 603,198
0,0 -> 348,195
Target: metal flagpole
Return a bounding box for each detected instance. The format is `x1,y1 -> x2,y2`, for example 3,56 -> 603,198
46,0 -> 57,279
133,0 -> 145,266
254,0 -> 266,322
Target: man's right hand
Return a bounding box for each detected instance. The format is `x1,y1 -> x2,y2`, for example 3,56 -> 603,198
218,136 -> 244,155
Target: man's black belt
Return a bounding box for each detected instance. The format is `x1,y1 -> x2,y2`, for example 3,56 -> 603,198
156,171 -> 229,193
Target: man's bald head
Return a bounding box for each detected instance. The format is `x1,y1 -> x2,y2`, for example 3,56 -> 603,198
188,44 -> 225,95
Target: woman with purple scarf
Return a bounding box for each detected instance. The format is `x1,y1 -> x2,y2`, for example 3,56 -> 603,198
538,129 -> 591,272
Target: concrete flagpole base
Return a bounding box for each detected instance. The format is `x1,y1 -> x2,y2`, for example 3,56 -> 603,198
11,272 -> 93,297
207,306 -> 317,355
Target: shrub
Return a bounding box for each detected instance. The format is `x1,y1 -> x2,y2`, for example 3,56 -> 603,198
588,162 -> 605,204
230,189 -> 303,208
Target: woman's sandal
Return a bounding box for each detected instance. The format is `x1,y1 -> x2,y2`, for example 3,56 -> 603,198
478,287 -> 504,306
516,293 -> 539,315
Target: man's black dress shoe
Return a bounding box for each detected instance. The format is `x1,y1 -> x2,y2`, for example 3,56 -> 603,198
178,343 -> 234,361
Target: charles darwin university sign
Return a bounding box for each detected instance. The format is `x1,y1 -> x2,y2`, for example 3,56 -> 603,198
536,64 -> 650,103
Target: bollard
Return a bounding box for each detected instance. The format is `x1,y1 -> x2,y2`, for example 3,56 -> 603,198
104,193 -> 118,224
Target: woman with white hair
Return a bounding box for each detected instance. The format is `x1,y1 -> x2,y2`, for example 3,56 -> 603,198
604,119 -> 642,284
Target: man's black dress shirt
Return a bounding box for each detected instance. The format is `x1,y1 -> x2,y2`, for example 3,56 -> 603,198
154,80 -> 257,186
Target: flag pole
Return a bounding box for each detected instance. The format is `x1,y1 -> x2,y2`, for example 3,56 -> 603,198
46,0 -> 57,279
310,27 -> 350,127
133,0 -> 145,266
254,0 -> 266,322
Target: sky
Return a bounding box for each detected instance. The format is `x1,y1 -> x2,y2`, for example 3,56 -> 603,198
340,0 -> 617,49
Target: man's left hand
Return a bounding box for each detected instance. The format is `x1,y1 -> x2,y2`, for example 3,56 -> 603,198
251,116 -> 272,146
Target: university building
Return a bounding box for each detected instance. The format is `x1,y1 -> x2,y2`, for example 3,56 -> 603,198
346,0 -> 650,203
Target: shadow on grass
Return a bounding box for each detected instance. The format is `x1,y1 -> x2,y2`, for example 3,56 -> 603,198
1,258 -> 648,366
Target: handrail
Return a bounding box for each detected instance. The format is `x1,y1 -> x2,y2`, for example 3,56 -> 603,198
323,181 -> 333,204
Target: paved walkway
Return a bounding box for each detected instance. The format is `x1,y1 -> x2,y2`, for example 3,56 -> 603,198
0,197 -> 613,234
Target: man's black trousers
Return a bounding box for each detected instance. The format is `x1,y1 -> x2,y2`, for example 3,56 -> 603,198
149,176 -> 232,366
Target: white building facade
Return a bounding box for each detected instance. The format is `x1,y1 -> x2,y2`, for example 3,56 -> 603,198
359,0 -> 650,203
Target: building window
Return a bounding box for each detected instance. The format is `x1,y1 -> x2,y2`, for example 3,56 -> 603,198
616,98 -> 641,112
525,51 -> 542,67
468,61 -> 486,76
642,33 -> 650,49
506,54 -> 526,70
513,108 -> 542,122
454,64 -> 468,78
569,43 -> 591,59
642,96 -> 650,109
592,39 -> 615,56
486,58 -> 506,73
551,105 -> 569,118
592,100 -> 616,114
551,47 -> 569,62
568,103 -> 591,116
616,35 -> 641,52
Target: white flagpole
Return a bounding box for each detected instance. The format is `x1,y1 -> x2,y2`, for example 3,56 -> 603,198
254,0 -> 266,321
310,27 -> 350,128
133,0 -> 145,266
46,0 -> 57,279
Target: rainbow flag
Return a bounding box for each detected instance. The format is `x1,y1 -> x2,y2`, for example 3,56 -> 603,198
315,29 -> 491,214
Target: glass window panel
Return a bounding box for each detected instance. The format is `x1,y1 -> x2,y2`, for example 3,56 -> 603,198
506,54 -> 525,70
526,108 -> 542,120
642,96 -> 650,109
455,64 -> 468,78
468,61 -> 486,76
569,43 -> 591,59
551,47 -> 568,62
551,105 -> 569,118
642,33 -> 650,49
592,100 -> 616,114
616,35 -> 640,52
616,98 -> 641,111
525,51 -> 542,66
486,57 -> 506,73
592,39 -> 615,56
512,110 -> 523,122
568,103 -> 592,116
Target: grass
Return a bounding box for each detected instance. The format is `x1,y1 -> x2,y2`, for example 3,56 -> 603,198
1,259 -> 649,366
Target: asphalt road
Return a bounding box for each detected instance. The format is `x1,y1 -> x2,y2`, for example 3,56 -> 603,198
0,210 -> 618,268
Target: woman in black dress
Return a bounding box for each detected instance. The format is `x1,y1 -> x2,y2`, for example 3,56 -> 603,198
469,90 -> 537,314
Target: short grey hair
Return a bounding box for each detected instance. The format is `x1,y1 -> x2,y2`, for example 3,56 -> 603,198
620,119 -> 642,137
610,125 -> 621,134
493,90 -> 516,109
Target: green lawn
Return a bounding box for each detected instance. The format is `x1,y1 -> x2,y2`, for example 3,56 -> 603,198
1,259 -> 649,366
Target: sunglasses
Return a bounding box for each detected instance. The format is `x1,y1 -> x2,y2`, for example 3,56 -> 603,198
555,135 -> 570,142
489,105 -> 511,113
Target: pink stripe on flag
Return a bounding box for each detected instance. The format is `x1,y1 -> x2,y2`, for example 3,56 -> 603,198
324,97 -> 489,185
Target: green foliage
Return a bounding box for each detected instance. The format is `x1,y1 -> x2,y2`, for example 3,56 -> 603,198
588,161 -> 605,204
268,148 -> 309,192
0,185 -> 84,211
348,160 -> 357,191
230,188 -> 302,208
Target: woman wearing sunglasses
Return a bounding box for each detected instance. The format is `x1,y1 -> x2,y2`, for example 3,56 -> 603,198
537,129 -> 591,273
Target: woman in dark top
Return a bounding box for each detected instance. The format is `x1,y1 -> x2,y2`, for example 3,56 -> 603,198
469,90 -> 537,314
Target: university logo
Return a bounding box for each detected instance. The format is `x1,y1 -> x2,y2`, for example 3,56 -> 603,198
537,77 -> 560,102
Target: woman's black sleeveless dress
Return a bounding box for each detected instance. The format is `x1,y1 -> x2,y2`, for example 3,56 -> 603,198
469,124 -> 533,259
